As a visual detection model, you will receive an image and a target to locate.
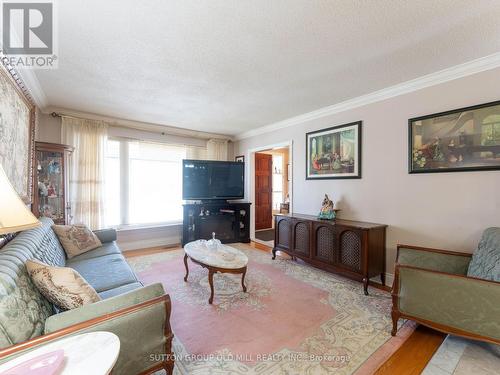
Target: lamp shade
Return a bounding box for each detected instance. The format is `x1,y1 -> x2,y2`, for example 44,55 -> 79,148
0,164 -> 40,235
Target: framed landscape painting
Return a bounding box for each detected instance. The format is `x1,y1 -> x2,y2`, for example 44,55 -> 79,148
306,121 -> 362,180
409,100 -> 500,173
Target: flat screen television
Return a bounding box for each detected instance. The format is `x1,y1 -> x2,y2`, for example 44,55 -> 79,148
182,159 -> 244,201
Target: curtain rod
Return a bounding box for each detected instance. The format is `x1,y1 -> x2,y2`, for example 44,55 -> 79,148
50,111 -> 231,142
51,111 -> 83,121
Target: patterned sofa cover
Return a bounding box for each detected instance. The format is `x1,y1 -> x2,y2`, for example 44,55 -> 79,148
0,217 -> 174,374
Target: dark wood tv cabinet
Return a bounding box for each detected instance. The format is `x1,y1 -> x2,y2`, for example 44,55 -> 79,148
273,213 -> 387,295
182,202 -> 251,246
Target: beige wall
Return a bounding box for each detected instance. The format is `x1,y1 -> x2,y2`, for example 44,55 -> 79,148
37,113 -> 62,143
235,67 -> 500,277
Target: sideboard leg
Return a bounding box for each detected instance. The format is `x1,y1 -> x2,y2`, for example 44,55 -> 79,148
363,277 -> 369,295
272,248 -> 277,260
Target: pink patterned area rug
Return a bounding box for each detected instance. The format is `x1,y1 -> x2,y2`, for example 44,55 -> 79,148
127,244 -> 414,374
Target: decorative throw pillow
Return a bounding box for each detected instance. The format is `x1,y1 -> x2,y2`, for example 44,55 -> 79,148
467,227 -> 500,282
26,259 -> 101,310
52,224 -> 102,258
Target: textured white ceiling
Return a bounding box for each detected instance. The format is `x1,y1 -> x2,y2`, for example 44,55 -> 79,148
33,0 -> 500,135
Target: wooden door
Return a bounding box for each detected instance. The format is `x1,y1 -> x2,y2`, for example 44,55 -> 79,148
255,153 -> 272,230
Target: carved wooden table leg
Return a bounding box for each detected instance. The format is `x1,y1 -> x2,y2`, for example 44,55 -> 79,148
183,254 -> 189,282
208,269 -> 215,304
241,267 -> 247,293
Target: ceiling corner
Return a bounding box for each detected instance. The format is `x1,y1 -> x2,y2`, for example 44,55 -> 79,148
16,69 -> 49,109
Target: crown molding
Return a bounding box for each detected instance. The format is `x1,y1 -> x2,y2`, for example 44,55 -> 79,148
15,69 -> 48,108
42,106 -> 233,141
235,52 -> 500,140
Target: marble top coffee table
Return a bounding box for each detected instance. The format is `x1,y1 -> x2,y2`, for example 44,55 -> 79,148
0,331 -> 120,375
184,238 -> 248,304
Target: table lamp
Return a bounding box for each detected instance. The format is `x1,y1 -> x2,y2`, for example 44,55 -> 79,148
0,164 -> 40,236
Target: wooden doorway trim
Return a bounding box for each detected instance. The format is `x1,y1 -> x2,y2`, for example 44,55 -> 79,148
247,140 -> 293,244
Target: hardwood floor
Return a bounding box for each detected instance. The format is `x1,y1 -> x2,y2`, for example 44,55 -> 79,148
125,241 -> 445,373
375,325 -> 445,375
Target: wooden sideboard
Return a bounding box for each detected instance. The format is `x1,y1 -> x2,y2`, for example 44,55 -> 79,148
273,213 -> 387,295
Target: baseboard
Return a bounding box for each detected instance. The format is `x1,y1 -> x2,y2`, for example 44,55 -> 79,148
384,272 -> 395,288
119,236 -> 181,251
369,272 -> 395,290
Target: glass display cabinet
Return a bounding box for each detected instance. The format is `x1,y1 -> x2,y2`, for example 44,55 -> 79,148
34,142 -> 74,224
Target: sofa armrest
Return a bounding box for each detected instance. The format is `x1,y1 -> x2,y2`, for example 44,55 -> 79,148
395,265 -> 500,343
0,283 -> 174,375
396,244 -> 472,275
93,228 -> 117,243
44,283 -> 164,331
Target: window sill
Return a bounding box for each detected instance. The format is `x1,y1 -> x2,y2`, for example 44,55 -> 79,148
114,222 -> 182,232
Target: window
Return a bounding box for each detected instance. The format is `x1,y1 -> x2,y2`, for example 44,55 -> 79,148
104,139 -> 186,227
104,140 -> 121,226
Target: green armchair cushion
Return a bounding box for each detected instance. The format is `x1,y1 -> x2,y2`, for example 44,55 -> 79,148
398,267 -> 500,341
467,227 -> 500,281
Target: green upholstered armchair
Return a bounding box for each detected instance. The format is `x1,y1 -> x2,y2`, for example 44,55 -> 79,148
391,238 -> 500,345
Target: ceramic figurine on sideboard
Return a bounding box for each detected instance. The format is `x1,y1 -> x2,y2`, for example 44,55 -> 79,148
318,194 -> 340,220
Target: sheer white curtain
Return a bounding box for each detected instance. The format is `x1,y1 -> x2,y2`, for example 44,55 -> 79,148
186,145 -> 207,160
206,138 -> 229,161
62,117 -> 108,229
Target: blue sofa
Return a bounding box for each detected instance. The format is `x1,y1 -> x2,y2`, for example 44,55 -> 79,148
0,218 -> 174,374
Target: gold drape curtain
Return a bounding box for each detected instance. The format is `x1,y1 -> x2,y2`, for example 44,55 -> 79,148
61,117 -> 108,229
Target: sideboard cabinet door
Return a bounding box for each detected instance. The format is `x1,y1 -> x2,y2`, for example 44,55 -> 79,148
312,223 -> 336,264
275,216 -> 292,252
291,219 -> 311,258
336,228 -> 364,272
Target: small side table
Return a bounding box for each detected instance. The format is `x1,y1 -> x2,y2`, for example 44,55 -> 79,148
0,331 -> 120,375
